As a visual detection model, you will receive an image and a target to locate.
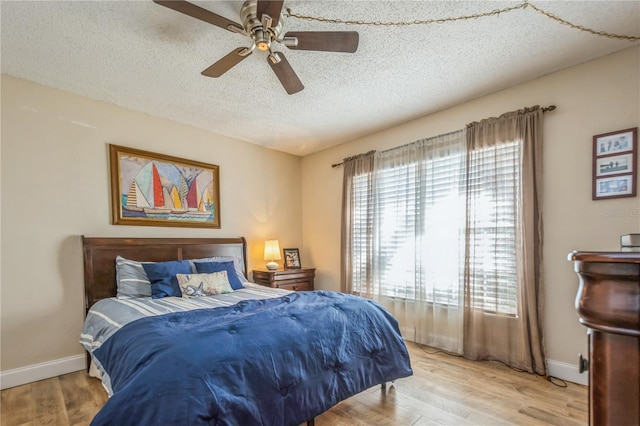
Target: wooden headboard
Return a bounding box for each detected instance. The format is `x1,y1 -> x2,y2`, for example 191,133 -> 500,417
82,236 -> 247,313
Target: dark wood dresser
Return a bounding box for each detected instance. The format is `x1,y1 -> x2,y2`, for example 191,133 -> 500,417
252,267 -> 315,292
568,251 -> 640,426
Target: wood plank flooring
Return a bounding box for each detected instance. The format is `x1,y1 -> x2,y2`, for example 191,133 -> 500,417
1,342 -> 587,425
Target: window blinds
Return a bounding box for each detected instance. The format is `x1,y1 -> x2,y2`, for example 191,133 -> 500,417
349,138 -> 519,315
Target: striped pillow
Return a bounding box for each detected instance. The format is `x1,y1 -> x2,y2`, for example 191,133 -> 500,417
115,256 -> 152,298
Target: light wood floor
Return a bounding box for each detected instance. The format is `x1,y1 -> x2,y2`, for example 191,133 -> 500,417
1,342 -> 587,426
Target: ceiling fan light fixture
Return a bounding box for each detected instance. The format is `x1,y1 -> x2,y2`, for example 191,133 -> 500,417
253,29 -> 271,51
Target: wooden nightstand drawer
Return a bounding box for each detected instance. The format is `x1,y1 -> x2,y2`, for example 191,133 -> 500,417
277,282 -> 313,292
252,268 -> 315,292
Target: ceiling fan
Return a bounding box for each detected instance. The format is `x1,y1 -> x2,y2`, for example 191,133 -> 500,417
153,0 -> 359,95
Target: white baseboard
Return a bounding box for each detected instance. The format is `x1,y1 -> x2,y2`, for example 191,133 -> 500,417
0,355 -> 86,390
547,359 -> 588,386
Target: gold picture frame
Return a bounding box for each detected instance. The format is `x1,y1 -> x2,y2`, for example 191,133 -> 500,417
109,144 -> 220,228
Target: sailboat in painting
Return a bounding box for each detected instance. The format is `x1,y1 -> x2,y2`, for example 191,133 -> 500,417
184,176 -> 211,217
123,181 -> 148,212
142,164 -> 172,218
170,175 -> 189,214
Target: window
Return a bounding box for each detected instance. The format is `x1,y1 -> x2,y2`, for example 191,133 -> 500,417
349,140 -> 519,316
465,141 -> 520,315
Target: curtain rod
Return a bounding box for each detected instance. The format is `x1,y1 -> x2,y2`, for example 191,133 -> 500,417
331,105 -> 556,168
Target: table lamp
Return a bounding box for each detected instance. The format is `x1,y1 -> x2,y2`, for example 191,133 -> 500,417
264,240 -> 281,270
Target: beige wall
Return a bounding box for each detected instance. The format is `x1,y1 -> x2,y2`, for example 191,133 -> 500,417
2,45 -> 639,382
302,46 -> 640,368
0,75 -> 303,371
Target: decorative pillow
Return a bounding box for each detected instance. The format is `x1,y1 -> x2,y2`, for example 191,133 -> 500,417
194,261 -> 244,290
115,256 -> 152,298
189,256 -> 248,283
176,271 -> 234,298
142,260 -> 192,299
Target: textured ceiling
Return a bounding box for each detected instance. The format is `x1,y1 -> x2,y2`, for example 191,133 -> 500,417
2,1 -> 639,156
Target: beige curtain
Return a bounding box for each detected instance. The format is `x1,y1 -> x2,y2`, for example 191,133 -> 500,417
340,151 -> 375,295
371,132 -> 467,353
340,133 -> 467,353
463,106 -> 546,375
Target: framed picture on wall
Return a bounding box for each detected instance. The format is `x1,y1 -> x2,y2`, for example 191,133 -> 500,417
283,248 -> 301,269
592,128 -> 637,200
109,144 -> 220,228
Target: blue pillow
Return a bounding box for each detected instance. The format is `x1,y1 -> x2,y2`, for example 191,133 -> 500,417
142,260 -> 192,299
189,256 -> 248,283
194,261 -> 244,290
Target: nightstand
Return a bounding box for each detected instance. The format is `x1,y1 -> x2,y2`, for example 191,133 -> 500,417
252,268 -> 315,291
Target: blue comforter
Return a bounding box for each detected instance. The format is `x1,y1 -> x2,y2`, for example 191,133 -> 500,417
92,291 -> 412,425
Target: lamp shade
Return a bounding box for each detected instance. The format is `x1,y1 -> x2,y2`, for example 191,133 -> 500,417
264,240 -> 281,270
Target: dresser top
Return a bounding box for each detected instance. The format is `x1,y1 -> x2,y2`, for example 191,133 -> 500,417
568,251 -> 640,263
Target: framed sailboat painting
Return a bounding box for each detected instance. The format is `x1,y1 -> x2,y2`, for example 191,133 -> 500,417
109,144 -> 220,228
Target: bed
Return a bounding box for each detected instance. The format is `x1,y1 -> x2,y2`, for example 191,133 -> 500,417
80,236 -> 413,426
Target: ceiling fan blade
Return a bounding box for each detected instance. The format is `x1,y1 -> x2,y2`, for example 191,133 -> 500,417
284,31 -> 359,53
267,52 -> 304,95
153,0 -> 243,33
257,0 -> 284,28
201,48 -> 252,78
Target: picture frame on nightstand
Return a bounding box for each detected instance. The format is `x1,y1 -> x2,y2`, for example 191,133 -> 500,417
283,248 -> 301,269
